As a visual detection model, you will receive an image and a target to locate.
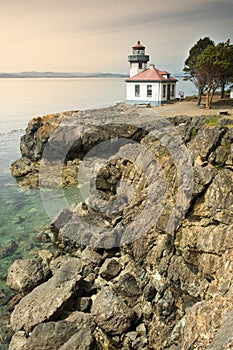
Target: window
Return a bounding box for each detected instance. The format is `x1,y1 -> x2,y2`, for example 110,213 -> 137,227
147,85 -> 152,97
139,62 -> 142,69
171,84 -> 175,97
135,84 -> 140,97
163,85 -> 166,98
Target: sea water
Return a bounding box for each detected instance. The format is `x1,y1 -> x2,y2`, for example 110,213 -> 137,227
0,77 -> 196,305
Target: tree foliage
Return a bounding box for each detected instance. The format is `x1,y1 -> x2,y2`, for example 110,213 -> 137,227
184,37 -> 233,108
184,37 -> 214,105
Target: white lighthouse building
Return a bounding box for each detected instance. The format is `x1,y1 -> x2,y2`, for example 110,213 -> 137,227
126,41 -> 178,106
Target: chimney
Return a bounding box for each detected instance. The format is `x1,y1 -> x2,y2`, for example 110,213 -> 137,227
149,64 -> 155,69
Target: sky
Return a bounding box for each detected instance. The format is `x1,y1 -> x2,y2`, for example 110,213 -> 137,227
0,0 -> 233,74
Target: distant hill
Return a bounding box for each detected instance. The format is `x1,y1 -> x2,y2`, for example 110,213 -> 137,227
0,71 -> 128,79
173,72 -> 185,78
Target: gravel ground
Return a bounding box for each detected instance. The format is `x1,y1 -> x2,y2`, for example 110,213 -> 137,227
147,97 -> 233,118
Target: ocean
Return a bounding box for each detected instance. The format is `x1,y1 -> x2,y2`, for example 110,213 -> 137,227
0,77 -> 196,304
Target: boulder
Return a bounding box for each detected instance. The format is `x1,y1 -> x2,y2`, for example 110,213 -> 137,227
10,157 -> 35,178
8,331 -> 27,350
50,208 -> 73,233
91,287 -> 135,335
50,255 -> 82,275
99,258 -> 122,280
61,311 -> 97,349
13,321 -> 77,350
115,272 -> 141,306
10,260 -> 82,332
81,247 -> 104,269
59,328 -> 96,350
6,258 -> 50,292
65,311 -> 95,330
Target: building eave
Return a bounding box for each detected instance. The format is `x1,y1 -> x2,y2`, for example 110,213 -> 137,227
125,79 -> 178,83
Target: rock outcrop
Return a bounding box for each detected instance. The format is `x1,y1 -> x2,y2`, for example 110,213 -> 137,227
5,104 -> 233,349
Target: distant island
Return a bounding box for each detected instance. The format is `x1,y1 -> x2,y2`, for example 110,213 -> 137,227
0,71 -> 184,79
0,71 -> 129,79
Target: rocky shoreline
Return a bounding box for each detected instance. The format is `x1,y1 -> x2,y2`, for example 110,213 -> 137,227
2,103 -> 233,349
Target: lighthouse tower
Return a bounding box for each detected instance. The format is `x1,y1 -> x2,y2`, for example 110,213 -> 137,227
128,41 -> 149,77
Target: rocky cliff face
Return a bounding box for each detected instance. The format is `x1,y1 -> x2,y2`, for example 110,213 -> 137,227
7,104 -> 233,349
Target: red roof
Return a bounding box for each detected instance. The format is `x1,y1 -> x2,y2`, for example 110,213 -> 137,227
132,41 -> 145,49
126,67 -> 177,82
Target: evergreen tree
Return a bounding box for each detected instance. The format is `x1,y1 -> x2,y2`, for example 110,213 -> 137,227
218,39 -> 233,98
196,40 -> 233,108
183,37 -> 214,106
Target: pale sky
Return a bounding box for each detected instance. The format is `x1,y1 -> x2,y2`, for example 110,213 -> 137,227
0,0 -> 232,73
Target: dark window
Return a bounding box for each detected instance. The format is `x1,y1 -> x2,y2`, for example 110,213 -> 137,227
171,84 -> 175,97
139,62 -> 142,69
147,85 -> 152,97
135,84 -> 140,97
163,85 -> 166,98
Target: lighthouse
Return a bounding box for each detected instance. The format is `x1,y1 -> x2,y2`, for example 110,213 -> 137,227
126,41 -> 178,106
128,41 -> 149,77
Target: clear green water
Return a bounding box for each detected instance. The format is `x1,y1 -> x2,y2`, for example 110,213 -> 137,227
0,132 -> 83,324
0,133 -> 49,305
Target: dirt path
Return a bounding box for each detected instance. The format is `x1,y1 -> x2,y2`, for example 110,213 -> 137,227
146,97 -> 233,118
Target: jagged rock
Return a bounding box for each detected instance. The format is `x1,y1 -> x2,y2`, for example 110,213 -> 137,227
51,208 -> 73,233
0,310 -> 13,348
115,272 -> 141,306
81,247 -> 104,271
157,288 -> 175,316
76,297 -> 92,312
193,169 -> 233,224
10,260 -> 82,332
65,311 -> 95,329
188,125 -> 227,162
61,311 -> 97,349
8,331 -> 27,350
50,255 -> 82,275
143,283 -> 157,302
167,255 -> 201,298
10,157 -> 35,178
99,258 -> 122,280
59,328 -> 96,350
14,321 -> 77,350
192,161 -> 217,196
6,258 -> 50,292
182,295 -> 233,349
91,287 -> 135,335
206,310 -> 233,350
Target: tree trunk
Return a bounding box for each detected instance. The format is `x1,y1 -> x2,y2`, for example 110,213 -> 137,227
209,91 -> 215,108
197,90 -> 202,106
206,92 -> 210,109
220,80 -> 225,99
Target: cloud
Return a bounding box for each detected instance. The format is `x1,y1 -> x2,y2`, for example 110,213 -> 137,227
0,0 -> 232,72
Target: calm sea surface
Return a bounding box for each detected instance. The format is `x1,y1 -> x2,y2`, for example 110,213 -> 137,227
0,77 -> 196,304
